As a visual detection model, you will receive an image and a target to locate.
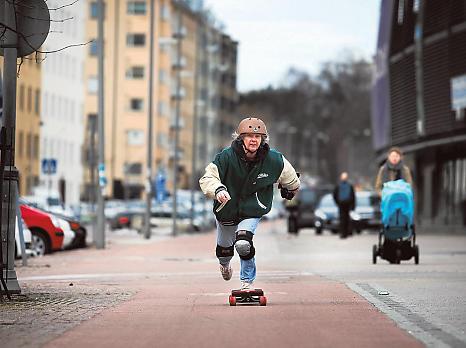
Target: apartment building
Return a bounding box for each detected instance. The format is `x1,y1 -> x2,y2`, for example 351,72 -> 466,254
82,0 -> 237,200
40,0 -> 86,205
0,55 -> 42,196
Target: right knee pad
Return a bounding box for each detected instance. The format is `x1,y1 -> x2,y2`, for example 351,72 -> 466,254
234,230 -> 255,260
216,244 -> 234,258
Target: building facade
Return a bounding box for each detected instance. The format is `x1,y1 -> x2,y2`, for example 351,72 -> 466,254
372,0 -> 466,231
40,0 -> 86,205
0,55 -> 42,196
82,0 -> 238,200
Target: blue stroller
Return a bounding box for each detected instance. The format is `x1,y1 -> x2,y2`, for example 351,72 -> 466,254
372,180 -> 419,264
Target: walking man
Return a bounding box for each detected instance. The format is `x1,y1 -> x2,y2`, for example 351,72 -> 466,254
333,172 -> 356,239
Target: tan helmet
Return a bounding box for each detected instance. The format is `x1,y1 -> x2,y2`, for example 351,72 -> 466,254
237,117 -> 268,136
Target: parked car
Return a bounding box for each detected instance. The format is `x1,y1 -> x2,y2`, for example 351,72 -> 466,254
314,191 -> 382,235
19,200 -> 64,255
15,218 -> 34,259
51,211 -> 87,248
285,184 -> 333,234
351,191 -> 382,232
314,193 -> 340,234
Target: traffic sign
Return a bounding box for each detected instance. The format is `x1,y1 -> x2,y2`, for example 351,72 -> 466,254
41,158 -> 57,175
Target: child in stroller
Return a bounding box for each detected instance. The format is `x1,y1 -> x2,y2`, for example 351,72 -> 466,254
373,179 -> 419,264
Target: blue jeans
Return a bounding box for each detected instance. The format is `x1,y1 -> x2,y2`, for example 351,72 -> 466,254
216,218 -> 261,282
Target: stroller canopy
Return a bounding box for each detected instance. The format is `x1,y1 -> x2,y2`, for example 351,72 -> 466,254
381,179 -> 414,227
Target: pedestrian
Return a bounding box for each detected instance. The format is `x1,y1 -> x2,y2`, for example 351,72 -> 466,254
375,147 -> 413,194
333,172 -> 356,239
199,117 -> 300,290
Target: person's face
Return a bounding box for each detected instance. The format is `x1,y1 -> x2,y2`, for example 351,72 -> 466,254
340,172 -> 348,181
243,133 -> 262,153
388,151 -> 401,165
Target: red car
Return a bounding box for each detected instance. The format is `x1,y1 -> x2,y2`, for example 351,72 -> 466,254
20,204 -> 64,255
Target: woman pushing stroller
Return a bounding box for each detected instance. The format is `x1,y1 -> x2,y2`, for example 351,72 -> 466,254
375,147 -> 413,194
373,147 -> 419,264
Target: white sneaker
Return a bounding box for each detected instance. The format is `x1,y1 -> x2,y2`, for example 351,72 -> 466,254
240,280 -> 254,290
219,264 -> 233,281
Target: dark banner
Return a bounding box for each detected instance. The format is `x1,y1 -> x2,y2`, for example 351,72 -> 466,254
371,0 -> 394,151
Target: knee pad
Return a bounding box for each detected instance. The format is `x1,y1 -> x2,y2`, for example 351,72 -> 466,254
216,244 -> 234,258
234,230 -> 255,260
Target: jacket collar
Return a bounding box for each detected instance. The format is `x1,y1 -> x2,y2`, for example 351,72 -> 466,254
231,139 -> 270,163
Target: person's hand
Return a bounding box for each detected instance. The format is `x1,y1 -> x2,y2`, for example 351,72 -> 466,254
216,190 -> 231,204
281,187 -> 297,200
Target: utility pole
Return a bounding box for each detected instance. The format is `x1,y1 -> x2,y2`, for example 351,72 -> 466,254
95,0 -> 106,249
1,0 -> 21,294
172,9 -> 183,237
144,0 -> 155,239
190,25 -> 201,229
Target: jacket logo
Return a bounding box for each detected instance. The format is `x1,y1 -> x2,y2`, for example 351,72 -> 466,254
257,173 -> 268,179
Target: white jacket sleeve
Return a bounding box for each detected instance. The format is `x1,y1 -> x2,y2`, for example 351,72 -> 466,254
199,162 -> 226,199
278,156 -> 300,191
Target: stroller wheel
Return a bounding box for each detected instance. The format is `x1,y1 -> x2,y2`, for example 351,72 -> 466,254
372,245 -> 377,264
414,245 -> 419,264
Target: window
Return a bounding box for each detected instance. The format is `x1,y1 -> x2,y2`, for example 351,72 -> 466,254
127,1 -> 146,15
19,85 -> 24,111
130,98 -> 144,111
126,66 -> 145,79
160,3 -> 170,20
158,101 -> 167,116
18,131 -> 23,157
127,33 -> 146,47
27,87 -> 32,112
159,68 -> 167,83
127,130 -> 145,145
125,162 -> 143,175
88,76 -> 98,94
26,133 -> 32,158
35,89 -> 40,115
90,2 -> 105,19
34,135 -> 39,159
397,0 -> 405,25
413,0 -> 420,13
89,40 -> 98,56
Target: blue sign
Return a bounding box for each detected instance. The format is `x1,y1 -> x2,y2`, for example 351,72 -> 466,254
41,158 -> 57,174
155,171 -> 166,203
98,163 -> 107,188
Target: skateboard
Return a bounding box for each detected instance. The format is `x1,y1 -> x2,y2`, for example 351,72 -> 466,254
229,288 -> 267,306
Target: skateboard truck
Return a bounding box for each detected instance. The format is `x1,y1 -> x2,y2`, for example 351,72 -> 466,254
229,289 -> 267,306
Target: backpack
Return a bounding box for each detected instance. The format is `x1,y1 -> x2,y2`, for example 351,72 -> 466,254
338,182 -> 352,203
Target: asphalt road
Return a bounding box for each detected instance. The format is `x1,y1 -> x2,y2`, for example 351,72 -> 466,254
6,219 -> 466,348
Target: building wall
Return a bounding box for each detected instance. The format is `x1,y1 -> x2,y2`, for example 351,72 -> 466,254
374,0 -> 466,231
82,0 -> 238,200
40,0 -> 85,205
12,57 -> 42,196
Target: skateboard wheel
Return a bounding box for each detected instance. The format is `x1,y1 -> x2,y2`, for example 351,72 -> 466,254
229,295 -> 236,306
259,296 -> 267,306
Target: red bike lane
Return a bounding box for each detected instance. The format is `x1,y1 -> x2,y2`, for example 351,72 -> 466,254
18,223 -> 423,348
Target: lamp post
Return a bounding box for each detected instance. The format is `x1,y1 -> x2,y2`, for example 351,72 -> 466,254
95,0 -> 106,249
144,0 -> 156,239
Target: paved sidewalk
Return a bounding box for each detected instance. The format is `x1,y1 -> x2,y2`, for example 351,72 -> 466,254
3,223 -> 424,348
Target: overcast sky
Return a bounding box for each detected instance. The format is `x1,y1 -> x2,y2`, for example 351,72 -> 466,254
203,0 -> 381,92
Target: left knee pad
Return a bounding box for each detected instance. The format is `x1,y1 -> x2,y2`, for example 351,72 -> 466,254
234,230 -> 255,260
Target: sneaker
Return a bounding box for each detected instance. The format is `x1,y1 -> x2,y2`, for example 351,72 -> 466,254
240,280 -> 254,291
219,263 -> 233,281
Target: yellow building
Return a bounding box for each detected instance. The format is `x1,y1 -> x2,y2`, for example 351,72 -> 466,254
83,0 -> 237,200
1,56 -> 42,195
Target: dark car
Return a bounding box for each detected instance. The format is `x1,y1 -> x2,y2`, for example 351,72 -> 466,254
314,191 -> 382,235
352,191 -> 382,232
285,184 -> 333,234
